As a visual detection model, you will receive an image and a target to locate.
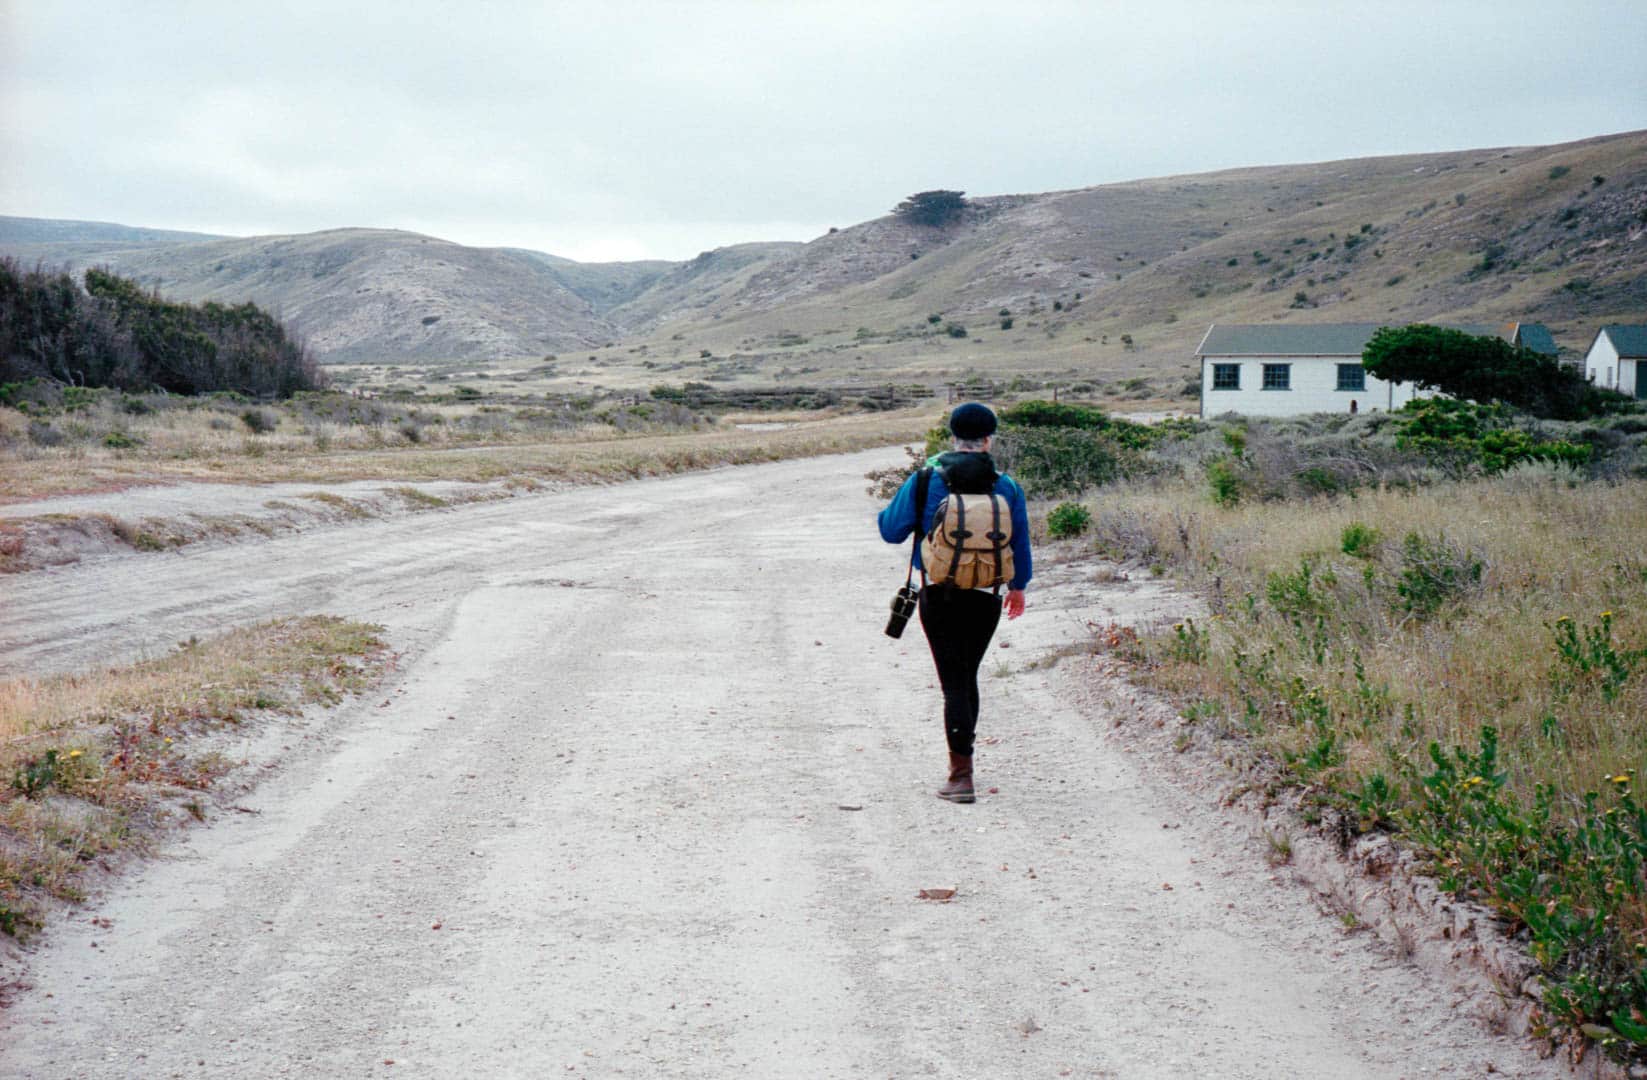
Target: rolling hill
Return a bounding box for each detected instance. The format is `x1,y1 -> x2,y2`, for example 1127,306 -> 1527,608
4,129 -> 1643,382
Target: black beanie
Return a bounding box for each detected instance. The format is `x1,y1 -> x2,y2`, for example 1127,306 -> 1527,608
947,402 -> 997,440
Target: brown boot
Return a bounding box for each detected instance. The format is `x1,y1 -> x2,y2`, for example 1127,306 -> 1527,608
937,752 -> 975,803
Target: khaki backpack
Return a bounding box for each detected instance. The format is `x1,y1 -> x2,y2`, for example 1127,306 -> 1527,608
921,492 -> 1014,590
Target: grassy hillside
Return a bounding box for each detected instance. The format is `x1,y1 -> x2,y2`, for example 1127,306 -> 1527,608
604,241 -> 804,331
503,248 -> 674,314
58,227 -> 616,362
5,130 -> 1641,381
618,130 -> 1645,392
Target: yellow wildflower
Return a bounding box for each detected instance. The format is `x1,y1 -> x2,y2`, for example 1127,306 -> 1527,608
1463,776 -> 1485,787
67,749 -> 83,759
1601,611 -> 1614,619
1612,774 -> 1632,784
1555,615 -> 1571,623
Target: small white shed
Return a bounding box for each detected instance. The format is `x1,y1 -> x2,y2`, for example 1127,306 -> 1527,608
1583,326 -> 1647,398
1196,322 -> 1557,418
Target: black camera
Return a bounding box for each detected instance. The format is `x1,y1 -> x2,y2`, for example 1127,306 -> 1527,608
885,584 -> 919,638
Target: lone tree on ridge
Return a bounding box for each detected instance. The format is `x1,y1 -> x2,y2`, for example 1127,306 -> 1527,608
893,190 -> 967,228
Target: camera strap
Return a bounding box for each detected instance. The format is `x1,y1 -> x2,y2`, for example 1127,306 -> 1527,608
906,467 -> 932,588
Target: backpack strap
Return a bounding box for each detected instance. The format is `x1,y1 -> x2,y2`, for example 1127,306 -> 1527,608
990,494 -> 1004,594
906,467 -> 932,587
945,493 -> 967,586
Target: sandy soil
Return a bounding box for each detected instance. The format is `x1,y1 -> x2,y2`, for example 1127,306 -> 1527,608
0,448 -> 1572,1078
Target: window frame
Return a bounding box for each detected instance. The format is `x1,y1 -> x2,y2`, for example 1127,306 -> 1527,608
1261,363 -> 1292,391
1335,363 -> 1367,392
1210,363 -> 1241,391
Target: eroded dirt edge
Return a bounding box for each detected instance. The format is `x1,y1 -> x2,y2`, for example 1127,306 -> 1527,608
0,476 -> 554,574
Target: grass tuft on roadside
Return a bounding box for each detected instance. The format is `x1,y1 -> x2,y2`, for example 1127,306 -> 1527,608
0,616 -> 388,939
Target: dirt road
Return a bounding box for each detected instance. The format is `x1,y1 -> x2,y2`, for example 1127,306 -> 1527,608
0,449 -> 1567,1077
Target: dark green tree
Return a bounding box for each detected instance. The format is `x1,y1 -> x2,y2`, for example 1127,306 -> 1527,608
892,190 -> 967,227
1362,324 -> 1619,421
0,258 -> 323,397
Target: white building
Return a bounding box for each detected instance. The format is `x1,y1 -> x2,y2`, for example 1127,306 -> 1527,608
1583,325 -> 1647,398
1196,322 -> 1558,418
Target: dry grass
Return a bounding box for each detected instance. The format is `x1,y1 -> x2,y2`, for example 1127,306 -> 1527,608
0,403 -> 930,503
0,616 -> 387,937
1090,474 -> 1647,796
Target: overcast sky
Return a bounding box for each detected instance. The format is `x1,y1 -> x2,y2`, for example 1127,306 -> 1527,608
3,1 -> 1643,263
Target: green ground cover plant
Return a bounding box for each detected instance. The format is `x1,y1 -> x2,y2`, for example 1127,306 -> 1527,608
1045,501 -> 1093,538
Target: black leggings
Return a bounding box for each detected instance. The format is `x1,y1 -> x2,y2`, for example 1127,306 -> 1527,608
918,585 -> 1003,756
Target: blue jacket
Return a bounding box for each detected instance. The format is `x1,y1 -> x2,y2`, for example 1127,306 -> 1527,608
878,453 -> 1032,590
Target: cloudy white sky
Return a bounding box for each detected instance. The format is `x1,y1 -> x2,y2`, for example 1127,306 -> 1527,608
3,1 -> 1643,263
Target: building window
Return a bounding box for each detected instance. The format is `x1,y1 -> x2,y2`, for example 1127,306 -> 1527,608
1211,363 -> 1240,390
1262,363 -> 1291,390
1336,364 -> 1366,391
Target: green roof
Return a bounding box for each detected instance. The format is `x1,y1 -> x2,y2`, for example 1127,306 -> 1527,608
1514,323 -> 1559,356
1196,323 -> 1503,357
1600,325 -> 1647,358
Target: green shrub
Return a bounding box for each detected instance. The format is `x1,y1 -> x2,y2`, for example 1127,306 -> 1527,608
993,428 -> 1132,497
1207,458 -> 1242,506
1394,399 -> 1596,473
102,431 -> 141,449
240,408 -> 278,434
1548,612 -> 1647,704
1295,466 -> 1341,495
1002,400 -> 1109,429
12,749 -> 62,798
944,323 -> 967,339
1046,502 -> 1093,539
1340,523 -> 1381,559
1396,531 -> 1483,618
1266,557 -> 1336,623
1167,618 -> 1207,664
1478,429 -> 1591,473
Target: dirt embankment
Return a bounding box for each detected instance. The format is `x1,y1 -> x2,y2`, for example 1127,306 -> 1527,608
0,476 -> 543,574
